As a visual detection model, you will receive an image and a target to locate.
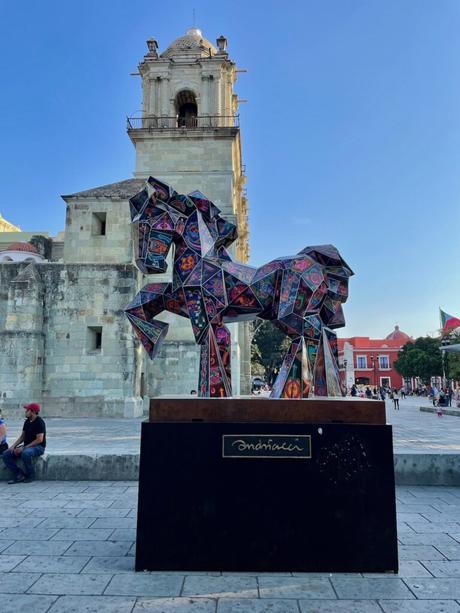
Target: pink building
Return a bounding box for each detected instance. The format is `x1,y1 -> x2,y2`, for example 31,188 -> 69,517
338,326 -> 412,390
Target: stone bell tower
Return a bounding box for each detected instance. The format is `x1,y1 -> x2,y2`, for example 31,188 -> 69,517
127,27 -> 251,395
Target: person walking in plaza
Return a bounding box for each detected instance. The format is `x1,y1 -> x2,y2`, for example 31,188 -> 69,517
447,387 -> 453,407
392,388 -> 400,410
0,408 -> 7,455
2,403 -> 46,484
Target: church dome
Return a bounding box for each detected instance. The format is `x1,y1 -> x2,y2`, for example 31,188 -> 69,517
3,242 -> 38,253
161,28 -> 217,59
1,241 -> 44,262
386,325 -> 410,342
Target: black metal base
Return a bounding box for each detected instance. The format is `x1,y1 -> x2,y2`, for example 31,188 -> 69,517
136,421 -> 398,572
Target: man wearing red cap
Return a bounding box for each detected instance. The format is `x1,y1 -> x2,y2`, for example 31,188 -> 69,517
2,403 -> 46,484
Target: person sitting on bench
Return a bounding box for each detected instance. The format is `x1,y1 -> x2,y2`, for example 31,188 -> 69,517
2,403 -> 46,484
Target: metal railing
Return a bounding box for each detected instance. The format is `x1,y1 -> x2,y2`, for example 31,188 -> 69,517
127,115 -> 239,130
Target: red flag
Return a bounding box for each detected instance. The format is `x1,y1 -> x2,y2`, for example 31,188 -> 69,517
440,308 -> 460,336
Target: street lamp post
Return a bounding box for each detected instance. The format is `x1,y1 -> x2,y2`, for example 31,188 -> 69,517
376,353 -> 380,391
370,354 -> 380,391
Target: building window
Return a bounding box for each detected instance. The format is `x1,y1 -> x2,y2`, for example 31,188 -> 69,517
380,377 -> 391,388
87,326 -> 102,352
357,355 -> 367,369
92,212 -> 107,236
175,90 -> 198,127
379,355 -> 390,369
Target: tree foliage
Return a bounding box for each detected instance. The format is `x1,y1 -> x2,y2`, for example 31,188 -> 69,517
394,336 -> 443,383
444,333 -> 460,382
251,320 -> 290,381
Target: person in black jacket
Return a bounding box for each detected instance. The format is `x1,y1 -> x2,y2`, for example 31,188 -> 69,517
2,403 -> 46,484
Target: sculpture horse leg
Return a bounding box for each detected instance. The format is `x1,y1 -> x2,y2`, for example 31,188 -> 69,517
198,322 -> 232,397
270,336 -> 312,399
124,283 -> 172,359
270,328 -> 342,398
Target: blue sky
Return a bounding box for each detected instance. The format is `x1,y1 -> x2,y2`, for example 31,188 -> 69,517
0,0 -> 459,338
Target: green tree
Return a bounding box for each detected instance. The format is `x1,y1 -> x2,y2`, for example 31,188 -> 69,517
444,333 -> 460,382
394,336 -> 443,383
251,320 -> 290,382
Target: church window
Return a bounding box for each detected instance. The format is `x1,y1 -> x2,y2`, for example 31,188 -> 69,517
92,212 -> 107,236
87,326 -> 103,352
175,90 -> 198,128
379,355 -> 390,369
356,355 -> 367,369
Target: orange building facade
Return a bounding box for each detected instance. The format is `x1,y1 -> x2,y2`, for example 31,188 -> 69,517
337,326 -> 412,391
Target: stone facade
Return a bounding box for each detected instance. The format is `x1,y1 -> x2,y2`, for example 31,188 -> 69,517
0,27 -> 251,416
0,262 -> 143,417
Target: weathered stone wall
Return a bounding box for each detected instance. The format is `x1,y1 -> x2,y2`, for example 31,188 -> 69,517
133,135 -> 237,216
0,262 -> 144,417
148,339 -> 199,396
63,199 -> 133,264
0,263 -> 45,404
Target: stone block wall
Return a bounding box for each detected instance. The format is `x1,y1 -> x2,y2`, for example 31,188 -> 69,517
63,199 -> 133,264
134,134 -> 237,214
0,262 -> 144,417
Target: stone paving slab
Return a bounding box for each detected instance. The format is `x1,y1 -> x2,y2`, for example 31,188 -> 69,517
47,595 -> 136,612
331,577 -> 416,599
13,555 -> 91,574
3,540 -> 74,555
379,602 -> 460,612
28,572 -> 112,595
182,575 -> 258,598
1,594 -> 58,613
82,556 -> 135,573
105,573 -> 184,597
135,598 -> 217,612
64,540 -> 133,557
2,482 -> 460,610
218,599 -> 300,612
258,576 -> 336,599
405,577 -> 460,599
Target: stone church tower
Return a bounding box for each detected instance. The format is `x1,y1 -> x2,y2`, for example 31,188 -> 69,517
128,28 -> 251,395
0,27 -> 251,415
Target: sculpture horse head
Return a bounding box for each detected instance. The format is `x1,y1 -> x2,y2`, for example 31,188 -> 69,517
129,176 -> 237,275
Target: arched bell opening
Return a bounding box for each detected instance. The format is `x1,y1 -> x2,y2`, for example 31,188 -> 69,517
175,90 -> 198,127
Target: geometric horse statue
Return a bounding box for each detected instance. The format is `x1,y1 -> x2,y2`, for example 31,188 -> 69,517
125,176 -> 354,398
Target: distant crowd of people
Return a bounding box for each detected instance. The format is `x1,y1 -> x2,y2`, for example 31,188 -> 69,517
349,384 -> 404,409
348,383 -> 459,412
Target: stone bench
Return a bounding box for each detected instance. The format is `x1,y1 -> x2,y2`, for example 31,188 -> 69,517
1,452 -> 460,485
0,453 -> 139,481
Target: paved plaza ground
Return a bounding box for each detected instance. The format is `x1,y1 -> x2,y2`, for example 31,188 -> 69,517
3,397 -> 460,455
1,480 -> 460,611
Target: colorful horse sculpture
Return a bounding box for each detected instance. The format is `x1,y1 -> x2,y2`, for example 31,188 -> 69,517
125,176 -> 353,398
